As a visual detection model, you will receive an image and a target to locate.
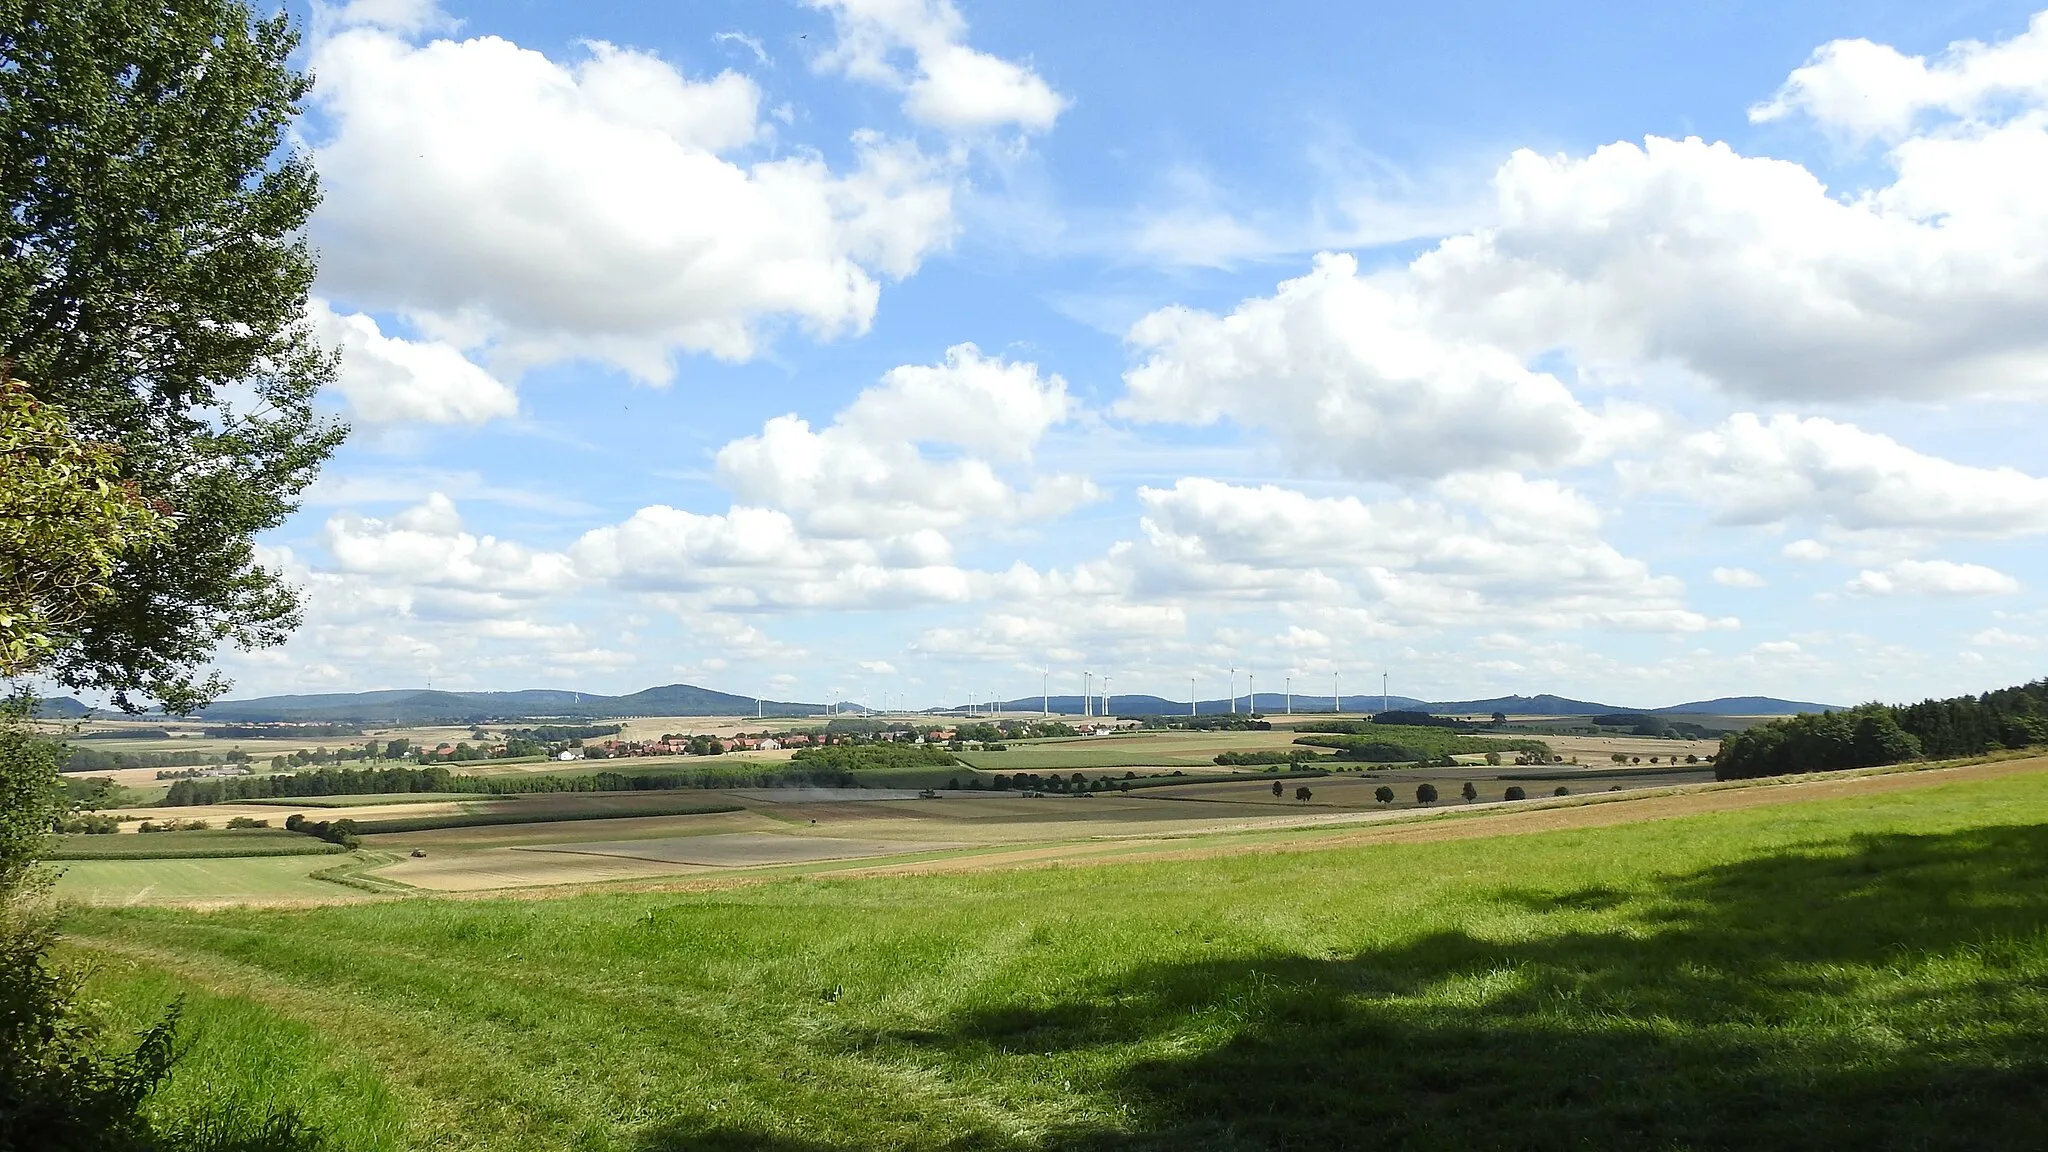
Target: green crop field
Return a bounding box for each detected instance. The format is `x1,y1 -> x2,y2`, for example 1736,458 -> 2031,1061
44,828 -> 346,859
53,855 -> 373,905
59,766 -> 2048,1150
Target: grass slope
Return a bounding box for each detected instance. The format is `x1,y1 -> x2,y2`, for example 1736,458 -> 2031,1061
62,768 -> 2048,1150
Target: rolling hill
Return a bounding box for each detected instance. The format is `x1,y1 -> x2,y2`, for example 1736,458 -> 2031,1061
152,683 -> 1843,724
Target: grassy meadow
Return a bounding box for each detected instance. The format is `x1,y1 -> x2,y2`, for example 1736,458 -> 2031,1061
57,764 -> 2048,1150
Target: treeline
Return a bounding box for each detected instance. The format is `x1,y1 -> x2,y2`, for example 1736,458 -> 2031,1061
1716,678 -> 2048,780
162,762 -> 860,805
790,743 -> 958,771
503,723 -> 621,742
203,723 -> 361,738
1293,723 -> 1552,764
1214,750 -> 1328,766
59,745 -> 237,771
1133,715 -> 1272,731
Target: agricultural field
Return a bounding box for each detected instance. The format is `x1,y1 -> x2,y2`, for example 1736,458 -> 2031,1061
57,757 -> 2048,1149
53,855 -> 376,906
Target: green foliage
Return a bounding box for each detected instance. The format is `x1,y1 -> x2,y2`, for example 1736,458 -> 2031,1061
1715,678 -> 2048,780
1213,749 -> 1325,766
791,742 -> 958,772
1133,714 -> 1271,731
1374,785 -> 1394,804
1293,724 -> 1550,763
1504,786 -> 1527,801
1415,782 -> 1439,804
502,724 -> 620,743
1715,706 -> 1925,780
0,0 -> 346,712
0,380 -> 171,676
1461,781 -> 1478,802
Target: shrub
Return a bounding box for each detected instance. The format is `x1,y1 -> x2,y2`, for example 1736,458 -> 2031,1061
1271,780 -> 1283,797
1460,781 -> 1477,802
1416,783 -> 1438,805
1484,751 -> 1501,766
1504,785 -> 1527,801
1294,786 -> 1313,801
225,815 -> 268,829
1374,785 -> 1394,804
1554,786 -> 1571,797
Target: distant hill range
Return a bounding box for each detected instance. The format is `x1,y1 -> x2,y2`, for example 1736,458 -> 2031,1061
41,684 -> 1841,724
178,684 -> 824,724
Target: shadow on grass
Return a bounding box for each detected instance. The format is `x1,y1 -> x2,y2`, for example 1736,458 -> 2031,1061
645,823 -> 2048,1151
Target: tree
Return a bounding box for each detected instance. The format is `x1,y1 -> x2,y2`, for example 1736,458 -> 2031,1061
1,0 -> 346,712
1416,783 -> 1438,804
1294,786 -> 1312,801
1491,711 -> 1506,725
1374,785 -> 1394,804
1504,785 -> 1526,801
1554,786 -> 1571,796
0,379 -> 168,674
1484,750 -> 1501,766
1460,781 -> 1477,802
1271,779 -> 1284,797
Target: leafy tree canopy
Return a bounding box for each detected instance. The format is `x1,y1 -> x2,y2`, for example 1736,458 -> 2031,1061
0,0 -> 344,711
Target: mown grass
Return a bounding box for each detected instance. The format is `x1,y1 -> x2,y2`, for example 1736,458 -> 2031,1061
63,767 -> 2048,1150
45,828 -> 347,859
52,855 -> 369,904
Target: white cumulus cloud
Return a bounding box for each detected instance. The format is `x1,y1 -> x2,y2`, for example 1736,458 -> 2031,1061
715,343 -> 1098,536
309,300 -> 518,425
309,25 -> 955,379
810,0 -> 1068,134
1751,12 -> 2048,139
1630,413 -> 2048,537
1712,567 -> 1768,588
1119,253 -> 1645,479
1845,559 -> 2021,596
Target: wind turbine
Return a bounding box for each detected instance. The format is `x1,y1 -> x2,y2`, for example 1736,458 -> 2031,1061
1189,675 -> 1197,717
1229,666 -> 1237,714
1248,671 -> 1256,716
1285,675 -> 1292,715
1334,672 -> 1341,714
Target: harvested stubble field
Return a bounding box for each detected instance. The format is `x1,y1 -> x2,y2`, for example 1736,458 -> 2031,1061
56,756 -> 2048,1149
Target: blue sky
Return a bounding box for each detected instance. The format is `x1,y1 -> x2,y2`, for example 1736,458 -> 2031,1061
216,0 -> 2048,709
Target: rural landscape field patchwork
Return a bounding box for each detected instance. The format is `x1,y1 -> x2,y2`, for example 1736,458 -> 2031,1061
14,0 -> 2048,1149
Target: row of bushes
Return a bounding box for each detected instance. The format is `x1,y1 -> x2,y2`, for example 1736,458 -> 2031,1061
163,762 -> 864,806
1292,723 -> 1552,763
1214,750 -> 1329,766
789,743 -> 958,771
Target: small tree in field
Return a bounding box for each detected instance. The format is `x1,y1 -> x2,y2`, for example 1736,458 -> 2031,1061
1461,781 -> 1477,802
1611,753 -> 1627,763
1484,751 -> 1501,766
1416,783 -> 1438,805
1504,785 -> 1526,800
1294,786 -> 1312,801
1554,786 -> 1571,797
1271,780 -> 1284,797
1374,785 -> 1394,804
